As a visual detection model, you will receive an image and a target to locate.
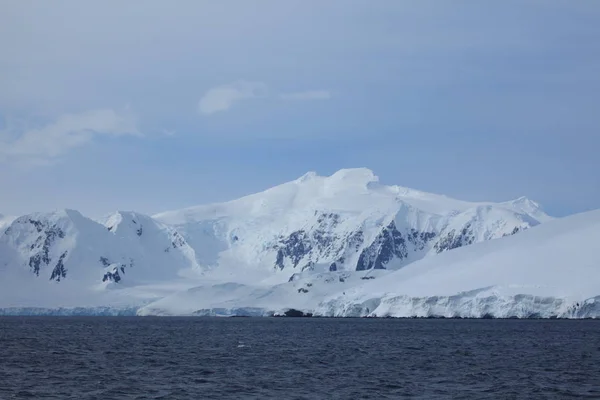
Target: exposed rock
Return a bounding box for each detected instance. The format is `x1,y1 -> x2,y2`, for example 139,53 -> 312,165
50,251 -> 68,282
21,219 -> 66,276
434,223 -> 475,253
356,221 -> 435,271
279,309 -> 313,317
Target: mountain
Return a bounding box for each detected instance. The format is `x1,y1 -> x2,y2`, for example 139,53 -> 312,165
0,209 -> 199,289
138,208 -> 600,318
3,167 -> 597,318
314,209 -> 600,318
154,168 -> 550,282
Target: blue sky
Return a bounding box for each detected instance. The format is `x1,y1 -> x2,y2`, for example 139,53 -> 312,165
1,1 -> 599,218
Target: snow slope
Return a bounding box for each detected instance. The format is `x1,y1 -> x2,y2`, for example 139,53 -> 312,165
136,270 -> 390,316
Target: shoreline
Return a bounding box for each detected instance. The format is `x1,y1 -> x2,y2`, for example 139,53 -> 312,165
1,307 -> 599,320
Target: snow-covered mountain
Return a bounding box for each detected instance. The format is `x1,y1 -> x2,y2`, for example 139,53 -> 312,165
0,209 -> 199,287
1,167 -> 598,318
154,168 -> 550,281
137,208 -> 600,318
315,208 -> 600,319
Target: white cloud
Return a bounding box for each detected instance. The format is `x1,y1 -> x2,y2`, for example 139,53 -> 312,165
0,109 -> 139,165
280,90 -> 332,100
198,82 -> 331,115
198,81 -> 268,115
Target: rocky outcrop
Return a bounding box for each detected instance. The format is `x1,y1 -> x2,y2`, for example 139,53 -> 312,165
272,216 -> 437,272
356,222 -> 436,271
434,223 -> 476,253
10,218 -> 67,276
50,251 -> 68,282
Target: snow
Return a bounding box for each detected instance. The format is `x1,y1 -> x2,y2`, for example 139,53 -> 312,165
133,209 -> 600,318
154,168 -> 545,224
0,213 -> 16,231
0,209 -> 202,303
315,209 -> 600,318
137,270 -> 390,316
153,168 -> 550,277
1,168 -> 598,318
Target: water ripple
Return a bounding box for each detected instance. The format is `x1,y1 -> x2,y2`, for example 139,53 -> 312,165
0,318 -> 599,399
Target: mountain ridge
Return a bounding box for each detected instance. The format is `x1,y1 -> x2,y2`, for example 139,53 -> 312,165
137,209 -> 600,318
4,167 -> 594,319
1,168 -> 551,284
152,168 -> 550,278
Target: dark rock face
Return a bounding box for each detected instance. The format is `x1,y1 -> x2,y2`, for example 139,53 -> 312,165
271,212 -> 349,270
503,226 -> 525,237
28,219 -> 44,233
274,230 -> 311,270
102,267 -> 122,283
410,229 -> 436,250
434,223 -> 475,253
356,222 -> 436,271
28,254 -> 42,276
271,213 -> 436,272
50,251 -> 68,281
165,231 -> 188,253
280,309 -> 313,317
346,231 -> 364,252
171,231 -> 187,249
17,218 -> 66,277
101,258 -> 134,283
356,224 -> 404,271
268,210 -> 529,273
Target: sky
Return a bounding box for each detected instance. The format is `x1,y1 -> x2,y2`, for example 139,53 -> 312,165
1,0 -> 599,218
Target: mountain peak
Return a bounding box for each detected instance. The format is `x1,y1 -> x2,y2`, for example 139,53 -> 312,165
295,171 -> 318,183
295,168 -> 378,186
511,196 -> 539,207
16,209 -> 86,224
100,210 -> 164,234
324,168 -> 380,194
328,168 -> 377,182
503,196 -> 551,222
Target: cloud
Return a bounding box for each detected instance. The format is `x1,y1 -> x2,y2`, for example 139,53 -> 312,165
198,81 -> 268,115
0,109 -> 139,165
280,90 -> 332,100
198,82 -> 331,115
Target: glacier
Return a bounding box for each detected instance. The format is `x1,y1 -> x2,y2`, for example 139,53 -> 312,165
1,168 -> 598,318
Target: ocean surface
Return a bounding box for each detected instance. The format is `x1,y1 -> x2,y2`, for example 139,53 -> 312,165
1,317 -> 599,399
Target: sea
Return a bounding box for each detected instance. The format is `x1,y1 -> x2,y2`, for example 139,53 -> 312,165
1,317 -> 599,399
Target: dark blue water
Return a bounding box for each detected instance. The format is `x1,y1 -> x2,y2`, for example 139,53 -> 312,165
1,318 -> 599,399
